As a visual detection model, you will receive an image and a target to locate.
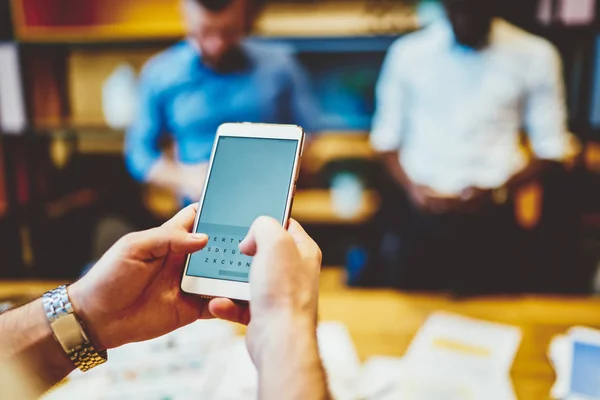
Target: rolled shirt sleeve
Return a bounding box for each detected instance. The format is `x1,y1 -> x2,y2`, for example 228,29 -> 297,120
124,65 -> 166,182
371,41 -> 406,153
523,42 -> 570,161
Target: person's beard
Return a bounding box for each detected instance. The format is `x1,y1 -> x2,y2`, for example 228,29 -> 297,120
450,15 -> 493,49
453,25 -> 491,49
202,46 -> 249,73
455,31 -> 490,49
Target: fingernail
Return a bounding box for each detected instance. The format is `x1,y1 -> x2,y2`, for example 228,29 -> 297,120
191,233 -> 208,241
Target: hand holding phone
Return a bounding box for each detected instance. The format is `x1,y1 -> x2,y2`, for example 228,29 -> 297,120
181,123 -> 304,301
209,216 -> 322,326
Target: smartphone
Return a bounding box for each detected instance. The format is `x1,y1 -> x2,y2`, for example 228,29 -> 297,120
180,123 -> 304,301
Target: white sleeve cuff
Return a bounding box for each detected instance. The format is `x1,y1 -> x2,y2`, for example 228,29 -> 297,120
370,127 -> 402,152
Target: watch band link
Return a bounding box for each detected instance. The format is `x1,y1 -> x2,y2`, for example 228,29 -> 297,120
42,285 -> 107,372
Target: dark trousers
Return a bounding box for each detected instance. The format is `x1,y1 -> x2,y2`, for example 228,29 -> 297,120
364,181 -> 528,294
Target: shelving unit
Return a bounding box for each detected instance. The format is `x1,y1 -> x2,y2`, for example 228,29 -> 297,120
10,0 -> 416,42
10,0 -> 184,42
6,0 -> 417,135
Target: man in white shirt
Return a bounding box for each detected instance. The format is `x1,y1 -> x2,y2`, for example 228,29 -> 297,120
369,0 -> 570,293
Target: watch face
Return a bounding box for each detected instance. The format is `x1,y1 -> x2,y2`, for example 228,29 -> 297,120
51,313 -> 86,352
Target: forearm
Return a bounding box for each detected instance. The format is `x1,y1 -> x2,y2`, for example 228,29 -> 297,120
0,299 -> 75,396
380,151 -> 410,188
505,159 -> 558,194
253,315 -> 330,400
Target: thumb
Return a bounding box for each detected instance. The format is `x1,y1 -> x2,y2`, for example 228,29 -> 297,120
122,227 -> 208,261
239,216 -> 287,256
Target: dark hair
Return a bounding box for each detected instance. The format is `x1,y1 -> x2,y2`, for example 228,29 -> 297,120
194,0 -> 267,12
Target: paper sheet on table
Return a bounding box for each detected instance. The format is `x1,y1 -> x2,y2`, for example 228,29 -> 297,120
549,326 -> 600,400
549,334 -> 571,399
43,320 -> 361,400
406,312 -> 522,378
43,320 -> 237,400
395,312 -> 522,400
318,321 -> 362,400
359,355 -> 517,400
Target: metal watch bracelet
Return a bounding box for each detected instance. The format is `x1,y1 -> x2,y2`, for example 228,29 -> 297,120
42,285 -> 107,372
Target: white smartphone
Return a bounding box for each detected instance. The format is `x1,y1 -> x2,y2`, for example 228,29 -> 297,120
181,123 -> 305,301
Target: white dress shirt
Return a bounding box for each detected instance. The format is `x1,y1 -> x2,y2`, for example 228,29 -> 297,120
371,18 -> 570,195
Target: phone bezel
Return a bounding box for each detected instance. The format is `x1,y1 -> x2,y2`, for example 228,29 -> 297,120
180,123 -> 305,301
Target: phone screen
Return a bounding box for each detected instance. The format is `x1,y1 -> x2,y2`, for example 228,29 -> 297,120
186,135 -> 299,283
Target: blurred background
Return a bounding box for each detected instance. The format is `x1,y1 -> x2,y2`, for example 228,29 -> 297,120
0,0 -> 420,280
0,0 -> 600,292
5,0 -> 600,398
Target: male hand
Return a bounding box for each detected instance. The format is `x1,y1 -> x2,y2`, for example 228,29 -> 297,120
209,217 -> 323,360
456,187 -> 493,214
407,183 -> 493,215
178,163 -> 209,201
408,183 -> 461,214
68,204 -> 237,350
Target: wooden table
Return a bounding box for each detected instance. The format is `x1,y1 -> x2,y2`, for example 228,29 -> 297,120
319,269 -> 600,400
3,270 -> 600,399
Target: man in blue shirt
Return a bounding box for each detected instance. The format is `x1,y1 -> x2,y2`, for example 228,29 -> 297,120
125,0 -> 319,200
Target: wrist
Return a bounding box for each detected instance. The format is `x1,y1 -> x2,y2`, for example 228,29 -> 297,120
67,284 -> 106,351
30,299 -> 74,369
491,185 -> 509,205
249,310 -> 328,400
0,299 -> 75,391
395,173 -> 411,190
248,310 -> 317,366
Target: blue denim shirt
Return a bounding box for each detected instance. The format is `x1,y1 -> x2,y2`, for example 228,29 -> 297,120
125,40 -> 320,181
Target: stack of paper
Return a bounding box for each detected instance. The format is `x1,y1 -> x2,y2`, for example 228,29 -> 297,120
359,312 -> 522,400
549,327 -> 600,399
43,320 -> 238,400
42,321 -> 362,400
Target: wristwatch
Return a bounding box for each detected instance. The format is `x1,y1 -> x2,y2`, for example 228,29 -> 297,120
42,285 -> 107,372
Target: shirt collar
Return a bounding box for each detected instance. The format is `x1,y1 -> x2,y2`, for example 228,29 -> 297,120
435,17 -> 502,52
185,38 -> 253,73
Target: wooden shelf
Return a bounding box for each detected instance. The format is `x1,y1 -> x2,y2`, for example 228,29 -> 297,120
68,47 -> 160,125
35,125 -> 126,156
143,186 -> 380,225
303,132 -> 375,175
255,2 -> 416,38
292,189 -> 380,225
10,0 -> 183,42
11,0 -> 417,43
